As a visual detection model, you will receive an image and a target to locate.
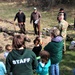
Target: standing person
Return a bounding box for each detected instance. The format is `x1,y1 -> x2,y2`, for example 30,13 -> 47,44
57,8 -> 67,23
4,44 -> 12,58
58,13 -> 68,53
14,9 -> 26,34
0,61 -> 6,75
36,50 -> 51,75
6,34 -> 38,75
44,28 -> 63,75
32,36 -> 42,57
30,7 -> 41,35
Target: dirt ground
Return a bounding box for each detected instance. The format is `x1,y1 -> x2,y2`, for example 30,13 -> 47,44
0,21 -> 50,60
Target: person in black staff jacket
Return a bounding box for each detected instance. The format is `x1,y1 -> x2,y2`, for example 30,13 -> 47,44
6,34 -> 38,75
30,7 -> 41,36
14,9 -> 26,34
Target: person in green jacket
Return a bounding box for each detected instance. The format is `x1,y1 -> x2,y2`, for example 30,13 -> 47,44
6,34 -> 38,75
44,28 -> 63,75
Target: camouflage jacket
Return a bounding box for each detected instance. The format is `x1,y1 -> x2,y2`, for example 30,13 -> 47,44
59,20 -> 68,38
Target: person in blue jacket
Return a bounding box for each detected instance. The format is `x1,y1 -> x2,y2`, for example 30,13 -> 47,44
0,61 -> 6,75
36,50 -> 51,75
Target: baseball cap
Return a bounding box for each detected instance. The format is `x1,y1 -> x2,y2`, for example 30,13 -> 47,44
19,9 -> 22,11
60,8 -> 64,11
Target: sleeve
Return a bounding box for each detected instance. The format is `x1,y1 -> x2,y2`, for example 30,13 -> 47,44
44,42 -> 51,52
14,13 -> 17,21
23,13 -> 26,22
38,12 -> 41,18
36,63 -> 41,73
1,62 -> 7,74
46,59 -> 51,67
30,13 -> 33,23
6,54 -> 12,75
32,52 -> 38,69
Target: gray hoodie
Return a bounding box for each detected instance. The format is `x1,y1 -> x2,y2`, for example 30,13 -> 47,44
52,36 -> 63,42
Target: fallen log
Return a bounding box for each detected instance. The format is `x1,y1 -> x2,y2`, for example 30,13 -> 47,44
0,18 -> 17,25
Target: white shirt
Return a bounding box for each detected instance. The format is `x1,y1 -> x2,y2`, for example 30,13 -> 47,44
4,51 -> 9,58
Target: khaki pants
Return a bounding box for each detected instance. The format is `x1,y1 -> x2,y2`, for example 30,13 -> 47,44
63,37 -> 66,54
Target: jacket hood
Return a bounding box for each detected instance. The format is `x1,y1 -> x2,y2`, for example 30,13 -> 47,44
10,49 -> 27,59
39,59 -> 51,68
52,36 -> 63,42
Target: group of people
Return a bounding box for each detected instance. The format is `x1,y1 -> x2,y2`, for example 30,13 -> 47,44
14,7 -> 68,53
0,27 -> 63,75
0,8 -> 70,75
14,7 -> 41,35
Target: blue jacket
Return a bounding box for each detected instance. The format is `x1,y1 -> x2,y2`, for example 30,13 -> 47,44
0,62 -> 6,75
36,59 -> 51,75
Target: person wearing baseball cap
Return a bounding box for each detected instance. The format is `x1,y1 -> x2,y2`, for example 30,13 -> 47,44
30,7 -> 41,36
14,9 -> 26,34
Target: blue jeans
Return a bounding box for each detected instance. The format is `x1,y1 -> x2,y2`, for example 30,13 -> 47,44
72,69 -> 75,75
50,63 -> 59,75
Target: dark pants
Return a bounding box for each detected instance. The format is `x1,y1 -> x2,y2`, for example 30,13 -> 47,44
33,23 -> 40,35
18,23 -> 26,34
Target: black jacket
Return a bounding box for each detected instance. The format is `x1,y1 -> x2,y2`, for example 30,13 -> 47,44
32,45 -> 42,57
14,12 -> 26,23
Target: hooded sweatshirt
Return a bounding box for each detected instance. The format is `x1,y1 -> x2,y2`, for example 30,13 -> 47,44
6,49 -> 38,75
0,62 -> 6,75
36,59 -> 51,75
44,36 -> 63,64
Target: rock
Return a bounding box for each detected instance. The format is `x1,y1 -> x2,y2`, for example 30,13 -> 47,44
3,33 -> 9,38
